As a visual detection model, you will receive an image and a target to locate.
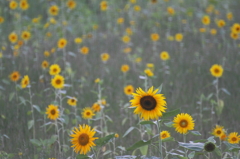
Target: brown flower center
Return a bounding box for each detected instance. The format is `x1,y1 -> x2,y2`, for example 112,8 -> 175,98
78,133 -> 89,146
232,137 -> 237,141
180,120 -> 188,128
140,96 -> 157,110
55,79 -> 61,85
216,130 -> 221,135
86,112 -> 91,116
214,68 -> 220,74
50,109 -> 56,115
162,134 -> 166,138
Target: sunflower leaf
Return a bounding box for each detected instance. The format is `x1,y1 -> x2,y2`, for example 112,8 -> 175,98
139,121 -> 155,125
76,154 -> 90,159
161,109 -> 181,119
126,139 -> 152,151
30,139 -> 41,147
178,142 -> 204,152
188,151 -> 195,158
122,126 -> 135,138
33,105 -> 41,113
95,134 -> 115,147
164,121 -> 174,127
190,131 -> 201,136
28,120 -> 34,130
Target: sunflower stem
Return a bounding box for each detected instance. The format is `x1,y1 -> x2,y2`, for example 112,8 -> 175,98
183,134 -> 187,157
28,86 -> 35,155
156,120 -> 163,159
55,120 -> 61,156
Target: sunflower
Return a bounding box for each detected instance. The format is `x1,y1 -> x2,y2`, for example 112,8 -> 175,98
210,64 -> 223,78
160,131 -> 171,140
167,7 -> 175,15
21,75 -> 30,88
124,85 -> 134,96
0,16 -> 4,24
129,86 -> 167,120
94,78 -> 100,83
199,28 -> 206,33
66,0 -> 76,9
58,38 -> 67,49
173,113 -> 195,134
81,107 -> 95,120
125,28 -> 133,35
230,32 -> 238,40
228,132 -> 240,144
9,71 -> 21,82
212,125 -> 225,137
117,18 -> 124,24
44,51 -> 50,57
134,5 -> 141,12
202,15 -> 210,25
135,57 -> 142,63
160,51 -> 170,61
19,0 -> 29,10
100,1 -> 108,11
227,12 -> 233,21
204,142 -> 216,152
49,64 -> 61,75
9,1 -> 18,10
80,46 -> 89,55
210,29 -> 217,35
21,31 -> 31,41
231,23 -> 240,33
45,104 -> 59,120
151,0 -> 158,4
122,35 -> 131,43
175,33 -> 183,42
121,64 -> 130,73
151,33 -> 160,42
130,0 -> 136,4
41,60 -> 49,69
51,75 -> 65,89
123,47 -> 132,53
92,103 -> 101,112
70,124 -> 98,154
67,97 -> 77,106
144,68 -> 154,77
101,53 -> 110,62
217,19 -> 225,28
74,37 -> 82,44
9,32 -> 18,43
49,5 -> 59,16
115,133 -> 119,138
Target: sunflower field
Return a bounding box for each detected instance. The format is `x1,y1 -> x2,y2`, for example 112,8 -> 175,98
1,0 -> 240,158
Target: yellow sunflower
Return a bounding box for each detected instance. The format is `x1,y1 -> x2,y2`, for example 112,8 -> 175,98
150,33 -> 160,42
134,5 -> 141,12
129,86 -> 167,120
123,47 -> 132,53
51,75 -> 65,89
0,16 -> 4,24
210,64 -> 223,78
210,29 -> 217,35
144,68 -> 154,77
80,46 -> 89,55
67,97 -> 77,106
167,7 -> 175,15
92,103 -> 101,112
100,1 -> 108,11
19,0 -> 29,10
9,71 -> 21,82
41,60 -> 49,69
121,64 -> 130,73
70,124 -> 98,154
122,35 -> 131,43
228,132 -> 240,144
66,0 -> 76,9
94,78 -> 100,83
117,18 -> 124,24
231,23 -> 240,34
160,131 -> 171,140
45,104 -> 59,120
58,38 -> 67,49
175,33 -> 183,42
202,15 -> 210,25
81,107 -> 95,120
173,113 -> 195,134
124,85 -> 134,96
101,53 -> 110,62
230,32 -> 238,40
49,64 -> 61,75
9,32 -> 18,43
21,31 -> 31,41
9,1 -> 18,10
49,5 -> 59,16
212,125 -> 225,137
217,19 -> 225,28
227,12 -> 233,21
74,37 -> 82,44
21,75 -> 30,88
160,51 -> 170,61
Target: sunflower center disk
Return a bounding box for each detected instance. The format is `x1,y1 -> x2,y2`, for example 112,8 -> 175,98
162,134 -> 166,138
140,96 -> 157,111
214,69 -> 219,73
56,79 -> 61,84
78,133 -> 89,146
216,130 -> 221,135
86,112 -> 91,116
232,137 -> 237,141
51,109 -> 56,115
180,120 -> 188,128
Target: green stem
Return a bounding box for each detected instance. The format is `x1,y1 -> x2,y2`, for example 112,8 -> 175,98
156,120 -> 163,159
55,120 -> 61,156
183,134 -> 187,157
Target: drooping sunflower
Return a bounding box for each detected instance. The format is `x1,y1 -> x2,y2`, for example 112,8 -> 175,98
210,64 -> 223,78
160,51 -> 170,61
160,131 -> 171,140
19,0 -> 29,10
49,64 -> 61,75
81,107 -> 95,120
41,60 -> 49,69
9,71 -> 21,82
21,31 -> 31,41
173,113 -> 195,134
150,33 -> 160,42
21,75 -> 30,88
212,125 -> 225,137
49,5 -> 59,16
80,46 -> 89,55
91,103 -> 101,112
121,64 -> 130,73
9,32 -> 18,43
129,86 -> 167,120
58,38 -> 67,49
51,75 -> 65,89
228,132 -> 240,144
101,53 -> 110,62
66,0 -> 76,9
9,1 -> 18,10
70,124 -> 98,154
45,104 -> 59,120
124,85 -> 134,96
67,97 -> 77,106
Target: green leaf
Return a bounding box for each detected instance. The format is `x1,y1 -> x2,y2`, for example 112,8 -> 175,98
139,145 -> 148,155
33,105 -> 41,113
122,117 -> 128,125
214,147 -> 222,156
122,127 -> 135,138
162,137 -> 175,142
103,150 -> 112,156
223,141 -> 240,151
190,131 -> 201,136
9,92 -> 15,101
19,96 -> 26,105
188,151 -> 195,158
95,134 -> 115,147
162,109 -> 180,119
164,121 -> 173,127
48,135 -> 58,145
28,120 -> 34,130
30,139 -> 41,146
178,142 -> 204,151
76,154 -> 90,159
156,83 -> 163,93
126,140 -> 151,151
139,121 -> 155,125
105,115 -> 113,123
